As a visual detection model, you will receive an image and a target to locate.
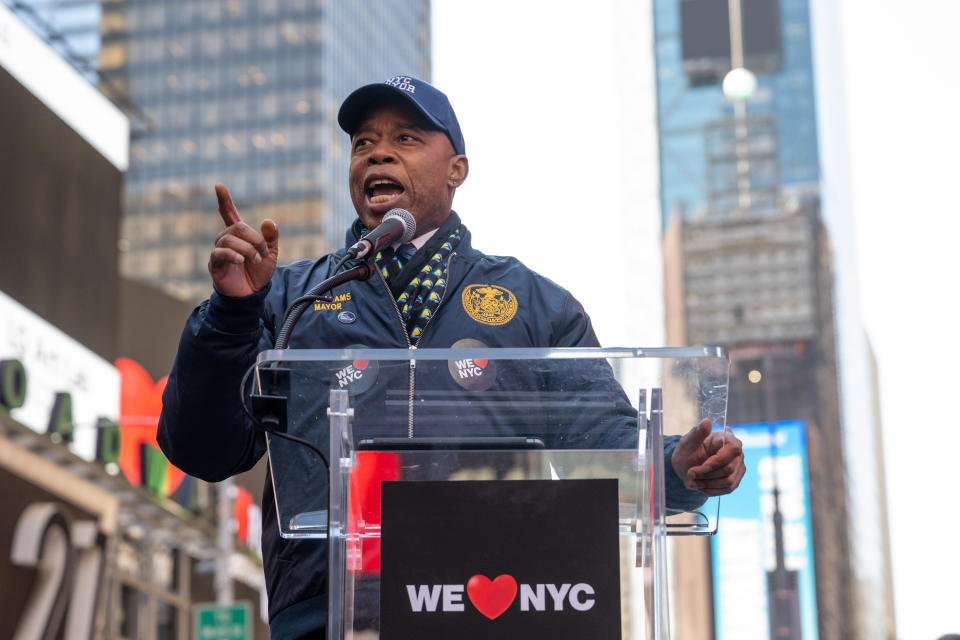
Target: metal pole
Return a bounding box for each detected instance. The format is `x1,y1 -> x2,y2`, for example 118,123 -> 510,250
728,0 -> 752,214
728,0 -> 745,69
215,479 -> 235,605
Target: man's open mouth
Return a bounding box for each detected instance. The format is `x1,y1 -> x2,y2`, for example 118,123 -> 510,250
366,178 -> 405,204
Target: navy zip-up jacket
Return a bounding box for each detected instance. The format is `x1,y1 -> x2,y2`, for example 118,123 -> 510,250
158,220 -> 704,637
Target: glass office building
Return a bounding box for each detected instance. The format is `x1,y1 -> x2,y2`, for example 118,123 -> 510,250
99,0 -> 431,300
653,1 -> 895,638
654,0 -> 819,225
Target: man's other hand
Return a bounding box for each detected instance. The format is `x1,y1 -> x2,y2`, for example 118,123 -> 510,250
670,419 -> 746,496
209,183 -> 279,297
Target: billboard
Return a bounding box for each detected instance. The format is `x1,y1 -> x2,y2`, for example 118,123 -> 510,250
0,290 -> 119,461
711,421 -> 818,640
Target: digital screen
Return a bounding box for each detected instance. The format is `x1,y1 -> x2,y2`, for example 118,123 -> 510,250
711,421 -> 819,640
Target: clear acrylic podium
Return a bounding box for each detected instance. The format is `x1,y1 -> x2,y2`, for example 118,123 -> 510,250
253,347 -> 729,640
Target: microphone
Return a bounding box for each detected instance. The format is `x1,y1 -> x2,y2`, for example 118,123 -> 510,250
347,208 -> 416,259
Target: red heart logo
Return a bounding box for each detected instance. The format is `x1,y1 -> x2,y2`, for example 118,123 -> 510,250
467,574 -> 517,620
115,358 -> 184,496
353,359 -> 369,370
473,358 -> 488,369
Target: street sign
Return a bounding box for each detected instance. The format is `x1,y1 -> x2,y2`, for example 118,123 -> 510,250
194,602 -> 252,640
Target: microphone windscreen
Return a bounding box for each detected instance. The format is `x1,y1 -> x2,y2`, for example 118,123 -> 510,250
383,208 -> 416,243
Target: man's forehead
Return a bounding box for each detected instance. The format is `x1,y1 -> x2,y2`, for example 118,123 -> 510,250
352,102 -> 435,135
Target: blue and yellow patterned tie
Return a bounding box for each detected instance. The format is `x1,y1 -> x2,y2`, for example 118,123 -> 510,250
374,227 -> 462,343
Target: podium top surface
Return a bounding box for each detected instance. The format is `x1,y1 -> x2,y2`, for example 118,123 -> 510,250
256,345 -> 728,363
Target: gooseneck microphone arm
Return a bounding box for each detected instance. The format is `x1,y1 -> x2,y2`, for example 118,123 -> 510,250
274,260 -> 374,349
250,208 -> 417,474
275,208 -> 416,349
254,253 -> 377,470
245,259 -> 377,472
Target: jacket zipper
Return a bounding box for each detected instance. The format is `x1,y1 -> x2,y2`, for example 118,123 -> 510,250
372,268 -> 413,435
375,251 -> 458,438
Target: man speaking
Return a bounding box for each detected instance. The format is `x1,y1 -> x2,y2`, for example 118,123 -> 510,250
158,75 -> 745,638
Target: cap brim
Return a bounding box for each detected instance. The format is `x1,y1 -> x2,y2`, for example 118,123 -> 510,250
338,84 -> 448,136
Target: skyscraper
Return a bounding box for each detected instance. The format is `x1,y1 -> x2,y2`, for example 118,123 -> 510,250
99,0 -> 431,300
653,0 -> 895,638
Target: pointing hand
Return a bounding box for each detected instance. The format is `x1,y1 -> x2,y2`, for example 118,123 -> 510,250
208,183 -> 279,297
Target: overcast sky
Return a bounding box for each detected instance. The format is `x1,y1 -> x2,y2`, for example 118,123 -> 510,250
434,1 -> 960,637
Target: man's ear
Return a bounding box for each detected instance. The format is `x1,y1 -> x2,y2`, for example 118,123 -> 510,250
448,155 -> 469,188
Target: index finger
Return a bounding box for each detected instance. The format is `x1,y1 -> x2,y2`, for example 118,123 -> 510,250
215,183 -> 240,227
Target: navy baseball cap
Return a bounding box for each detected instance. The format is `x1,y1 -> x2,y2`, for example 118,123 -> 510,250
338,75 -> 465,156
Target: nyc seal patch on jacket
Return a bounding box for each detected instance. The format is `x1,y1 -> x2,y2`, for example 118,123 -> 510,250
461,284 -> 518,326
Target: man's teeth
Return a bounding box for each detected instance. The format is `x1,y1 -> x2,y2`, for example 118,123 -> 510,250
368,178 -> 403,204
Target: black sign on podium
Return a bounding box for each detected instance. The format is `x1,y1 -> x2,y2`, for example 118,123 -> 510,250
379,479 -> 622,640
